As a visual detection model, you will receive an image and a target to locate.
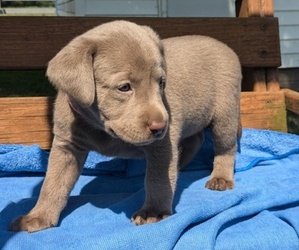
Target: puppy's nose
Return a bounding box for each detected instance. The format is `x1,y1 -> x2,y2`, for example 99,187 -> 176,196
149,121 -> 167,138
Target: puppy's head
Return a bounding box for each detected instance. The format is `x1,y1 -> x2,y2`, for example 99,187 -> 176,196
47,20 -> 169,145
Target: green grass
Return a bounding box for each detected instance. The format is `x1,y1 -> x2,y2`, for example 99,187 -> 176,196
0,70 -> 56,97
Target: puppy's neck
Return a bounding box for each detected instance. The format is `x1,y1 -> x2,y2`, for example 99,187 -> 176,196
68,96 -> 84,117
67,96 -> 107,132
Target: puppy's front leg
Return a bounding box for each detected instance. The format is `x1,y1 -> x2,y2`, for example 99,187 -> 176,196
132,139 -> 178,225
10,137 -> 88,232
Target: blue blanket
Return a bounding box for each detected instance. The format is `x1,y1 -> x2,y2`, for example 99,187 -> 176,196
1,128 -> 299,249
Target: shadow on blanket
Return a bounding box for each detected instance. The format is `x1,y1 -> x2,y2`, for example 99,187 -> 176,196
1,128 -> 299,250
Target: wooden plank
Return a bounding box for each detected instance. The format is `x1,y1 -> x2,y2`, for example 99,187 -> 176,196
262,0 -> 280,92
236,0 -> 269,92
0,99 -> 53,116
266,68 -> 280,91
241,91 -> 287,132
0,17 -> 281,69
1,116 -> 51,133
237,0 -> 261,17
237,0 -> 274,17
0,97 -> 54,149
0,131 -> 53,150
252,68 -> 267,92
262,0 -> 275,17
284,89 -> 299,115
236,0 -> 280,92
0,92 -> 288,149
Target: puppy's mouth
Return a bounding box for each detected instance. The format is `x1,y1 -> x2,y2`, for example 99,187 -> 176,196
108,128 -> 118,138
106,125 -> 166,146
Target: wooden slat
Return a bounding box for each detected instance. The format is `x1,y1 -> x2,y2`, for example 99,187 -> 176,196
0,97 -> 54,149
252,68 -> 267,92
237,0 -> 275,17
284,89 -> 299,115
0,93 -> 288,149
235,0 -> 281,92
0,131 -> 53,149
241,91 -> 287,132
0,17 -> 280,69
266,68 -> 280,91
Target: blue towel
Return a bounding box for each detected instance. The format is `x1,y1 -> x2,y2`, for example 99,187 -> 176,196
0,128 -> 299,249
1,128 -> 298,175
0,145 -> 128,176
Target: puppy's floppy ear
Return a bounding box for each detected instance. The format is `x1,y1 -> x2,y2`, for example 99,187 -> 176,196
46,36 -> 96,107
142,26 -> 163,52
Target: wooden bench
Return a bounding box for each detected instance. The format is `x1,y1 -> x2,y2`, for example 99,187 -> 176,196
1,0 -> 299,150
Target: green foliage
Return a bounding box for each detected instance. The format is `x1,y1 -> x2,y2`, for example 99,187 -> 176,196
0,70 -> 56,97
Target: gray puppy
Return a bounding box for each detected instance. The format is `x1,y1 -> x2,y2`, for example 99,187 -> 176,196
10,20 -> 241,232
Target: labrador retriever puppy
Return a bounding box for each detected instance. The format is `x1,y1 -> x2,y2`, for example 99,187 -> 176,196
10,20 -> 241,232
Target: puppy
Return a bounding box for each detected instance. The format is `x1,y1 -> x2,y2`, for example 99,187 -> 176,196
10,20 -> 241,232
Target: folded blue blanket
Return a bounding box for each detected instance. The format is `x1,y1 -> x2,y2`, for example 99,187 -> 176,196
0,128 -> 299,249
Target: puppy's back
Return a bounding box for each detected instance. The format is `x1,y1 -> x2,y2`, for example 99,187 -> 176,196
163,35 -> 241,88
162,36 -> 242,136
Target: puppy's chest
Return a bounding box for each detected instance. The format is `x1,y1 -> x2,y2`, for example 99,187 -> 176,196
88,130 -> 145,159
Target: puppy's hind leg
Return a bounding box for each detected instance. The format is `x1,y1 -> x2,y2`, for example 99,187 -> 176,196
179,131 -> 204,170
10,137 -> 88,232
205,118 -> 238,191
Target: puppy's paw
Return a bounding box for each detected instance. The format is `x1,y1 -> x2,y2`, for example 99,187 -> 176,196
205,178 -> 234,191
10,214 -> 56,233
131,209 -> 171,225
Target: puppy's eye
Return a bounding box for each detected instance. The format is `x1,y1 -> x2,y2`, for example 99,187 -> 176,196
159,78 -> 166,90
118,83 -> 131,92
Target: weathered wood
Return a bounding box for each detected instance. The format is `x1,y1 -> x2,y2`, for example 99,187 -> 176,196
236,0 -> 274,17
236,0 -> 281,92
240,91 -> 287,132
284,89 -> 299,115
0,93 -> 288,149
0,14 -> 289,148
0,17 -> 281,70
266,68 -> 280,91
0,97 -> 54,149
252,68 -> 267,92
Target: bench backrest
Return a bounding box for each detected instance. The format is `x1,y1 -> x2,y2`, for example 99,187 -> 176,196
0,17 -> 284,149
0,17 -> 280,70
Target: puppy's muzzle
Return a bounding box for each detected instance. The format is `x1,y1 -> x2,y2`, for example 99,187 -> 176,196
148,121 -> 167,139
